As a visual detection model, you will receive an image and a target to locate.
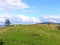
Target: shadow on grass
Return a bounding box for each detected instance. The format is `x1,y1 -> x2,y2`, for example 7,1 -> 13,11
57,25 -> 60,30
0,42 -> 4,45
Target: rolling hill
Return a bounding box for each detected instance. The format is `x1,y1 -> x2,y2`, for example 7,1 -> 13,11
0,24 -> 60,45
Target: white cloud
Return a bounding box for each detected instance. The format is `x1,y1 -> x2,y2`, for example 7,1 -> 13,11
40,15 -> 60,23
17,15 -> 30,22
0,13 -> 60,24
0,0 -> 29,10
42,15 -> 60,19
31,17 -> 40,23
49,20 -> 57,23
0,13 -> 41,24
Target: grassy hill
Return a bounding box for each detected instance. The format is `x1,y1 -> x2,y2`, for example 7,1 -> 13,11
0,24 -> 60,45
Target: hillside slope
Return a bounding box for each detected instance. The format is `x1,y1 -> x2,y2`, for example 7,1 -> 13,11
0,24 -> 60,45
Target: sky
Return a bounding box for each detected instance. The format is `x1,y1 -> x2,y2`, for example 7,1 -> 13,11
0,0 -> 60,25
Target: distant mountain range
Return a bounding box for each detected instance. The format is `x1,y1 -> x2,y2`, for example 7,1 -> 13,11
37,22 -> 60,25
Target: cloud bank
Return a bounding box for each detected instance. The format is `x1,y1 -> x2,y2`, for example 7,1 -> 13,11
0,13 -> 60,25
0,13 -> 40,24
40,15 -> 60,23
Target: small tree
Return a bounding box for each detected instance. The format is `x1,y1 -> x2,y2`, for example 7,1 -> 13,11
5,19 -> 11,26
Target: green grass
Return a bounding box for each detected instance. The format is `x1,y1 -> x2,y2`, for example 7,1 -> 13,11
0,24 -> 60,45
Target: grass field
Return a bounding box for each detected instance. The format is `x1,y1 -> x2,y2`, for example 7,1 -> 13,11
0,24 -> 60,45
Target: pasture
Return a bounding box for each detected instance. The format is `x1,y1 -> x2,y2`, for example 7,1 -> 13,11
0,24 -> 60,45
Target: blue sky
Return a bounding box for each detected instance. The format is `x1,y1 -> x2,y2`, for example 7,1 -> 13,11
23,0 -> 60,15
0,0 -> 60,25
